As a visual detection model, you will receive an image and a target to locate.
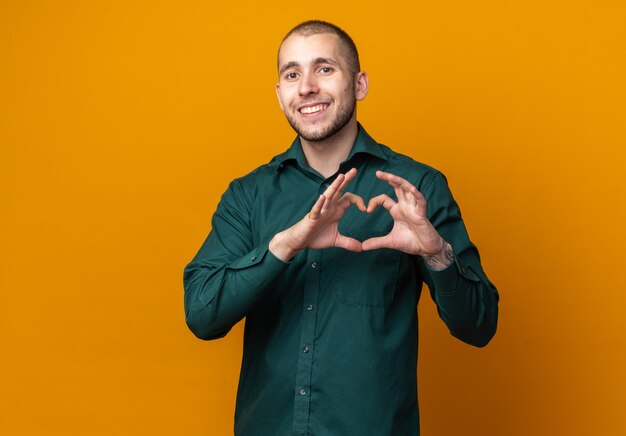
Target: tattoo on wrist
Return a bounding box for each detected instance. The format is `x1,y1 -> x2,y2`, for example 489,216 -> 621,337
424,243 -> 455,271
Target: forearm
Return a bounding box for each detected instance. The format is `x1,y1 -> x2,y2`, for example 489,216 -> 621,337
417,171 -> 499,347
425,256 -> 498,347
184,244 -> 288,340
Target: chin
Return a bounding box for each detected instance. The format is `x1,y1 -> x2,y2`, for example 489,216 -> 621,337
299,128 -> 338,142
287,118 -> 333,142
300,126 -> 330,141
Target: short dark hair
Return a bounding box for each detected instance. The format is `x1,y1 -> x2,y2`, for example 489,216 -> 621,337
279,20 -> 361,77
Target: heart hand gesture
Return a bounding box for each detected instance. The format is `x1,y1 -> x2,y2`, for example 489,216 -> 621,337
269,169 -> 453,270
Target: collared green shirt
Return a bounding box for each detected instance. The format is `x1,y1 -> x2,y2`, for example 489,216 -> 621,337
184,125 -> 499,436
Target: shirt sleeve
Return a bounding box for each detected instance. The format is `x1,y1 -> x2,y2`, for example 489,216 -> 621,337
418,172 -> 499,347
183,179 -> 290,340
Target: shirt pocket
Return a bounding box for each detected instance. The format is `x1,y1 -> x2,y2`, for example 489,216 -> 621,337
335,225 -> 401,309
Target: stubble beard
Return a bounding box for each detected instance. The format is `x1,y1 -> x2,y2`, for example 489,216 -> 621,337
285,90 -> 357,143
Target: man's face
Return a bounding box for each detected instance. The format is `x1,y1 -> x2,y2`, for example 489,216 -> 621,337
276,33 -> 364,142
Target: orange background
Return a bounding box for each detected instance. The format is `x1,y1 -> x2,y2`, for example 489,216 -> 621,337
1,1 -> 625,435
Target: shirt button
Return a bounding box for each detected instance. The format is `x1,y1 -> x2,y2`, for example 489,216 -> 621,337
311,262 -> 317,269
306,304 -> 313,311
300,388 -> 306,396
251,256 -> 257,261
303,346 -> 309,353
323,183 -> 330,189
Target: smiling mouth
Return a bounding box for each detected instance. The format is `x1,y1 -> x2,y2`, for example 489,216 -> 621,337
299,103 -> 329,115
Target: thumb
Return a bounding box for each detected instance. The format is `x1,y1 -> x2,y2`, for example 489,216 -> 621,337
361,235 -> 392,251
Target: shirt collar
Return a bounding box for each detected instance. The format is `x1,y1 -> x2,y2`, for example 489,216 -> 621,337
275,123 -> 388,171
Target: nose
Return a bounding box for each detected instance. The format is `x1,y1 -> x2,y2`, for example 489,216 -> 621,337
298,71 -> 319,97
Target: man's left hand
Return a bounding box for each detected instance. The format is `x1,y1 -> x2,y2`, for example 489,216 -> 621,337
362,171 -> 454,270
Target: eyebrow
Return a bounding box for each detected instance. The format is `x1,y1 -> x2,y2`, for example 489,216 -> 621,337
279,57 -> 340,76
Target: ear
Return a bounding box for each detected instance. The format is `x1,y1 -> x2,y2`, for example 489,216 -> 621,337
275,83 -> 284,111
355,71 -> 369,101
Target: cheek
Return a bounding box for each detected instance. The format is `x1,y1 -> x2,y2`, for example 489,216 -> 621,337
276,92 -> 289,111
279,88 -> 296,107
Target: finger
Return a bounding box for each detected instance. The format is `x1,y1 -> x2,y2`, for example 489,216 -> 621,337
309,194 -> 326,220
394,184 -> 407,203
376,170 -> 410,185
340,192 -> 366,212
376,170 -> 415,202
366,194 -> 397,213
334,168 -> 357,199
361,235 -> 392,251
408,186 -> 427,209
322,173 -> 345,201
334,234 -> 363,252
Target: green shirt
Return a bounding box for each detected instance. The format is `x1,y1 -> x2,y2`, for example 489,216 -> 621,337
184,124 -> 499,436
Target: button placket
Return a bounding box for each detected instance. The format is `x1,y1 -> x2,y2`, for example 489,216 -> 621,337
292,250 -> 322,434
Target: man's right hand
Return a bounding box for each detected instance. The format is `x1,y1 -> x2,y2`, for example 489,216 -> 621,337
269,168 -> 365,262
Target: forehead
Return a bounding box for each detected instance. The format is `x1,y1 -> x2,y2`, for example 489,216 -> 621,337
278,33 -> 345,69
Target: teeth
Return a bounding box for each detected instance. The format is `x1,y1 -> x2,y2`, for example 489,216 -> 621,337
300,104 -> 327,114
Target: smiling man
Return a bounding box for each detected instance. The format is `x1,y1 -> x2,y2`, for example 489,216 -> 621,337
184,20 -> 499,436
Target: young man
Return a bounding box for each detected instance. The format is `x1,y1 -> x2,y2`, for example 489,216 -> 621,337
184,20 -> 499,436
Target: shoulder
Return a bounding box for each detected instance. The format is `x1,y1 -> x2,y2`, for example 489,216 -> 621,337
233,152 -> 283,186
222,153 -> 284,206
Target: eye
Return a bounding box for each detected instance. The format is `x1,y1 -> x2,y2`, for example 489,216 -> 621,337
319,66 -> 334,75
284,71 -> 299,81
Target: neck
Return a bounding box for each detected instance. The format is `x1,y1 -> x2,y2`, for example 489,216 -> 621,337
300,119 -> 358,179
